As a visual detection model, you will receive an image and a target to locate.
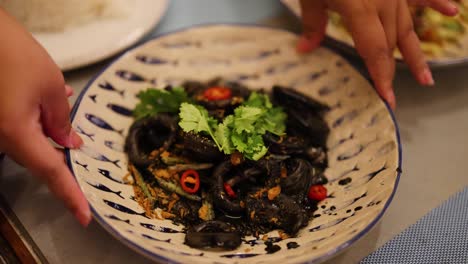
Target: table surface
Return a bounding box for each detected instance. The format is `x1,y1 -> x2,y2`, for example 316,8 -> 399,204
1,1 -> 468,263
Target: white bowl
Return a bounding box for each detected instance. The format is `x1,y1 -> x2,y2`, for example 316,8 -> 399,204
66,24 -> 401,264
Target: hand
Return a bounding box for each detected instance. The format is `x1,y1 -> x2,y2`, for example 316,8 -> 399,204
296,0 -> 459,109
0,9 -> 91,226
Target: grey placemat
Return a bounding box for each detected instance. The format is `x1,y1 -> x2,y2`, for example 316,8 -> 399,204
361,187 -> 468,264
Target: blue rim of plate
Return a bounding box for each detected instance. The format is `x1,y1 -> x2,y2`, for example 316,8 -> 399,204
65,23 -> 403,264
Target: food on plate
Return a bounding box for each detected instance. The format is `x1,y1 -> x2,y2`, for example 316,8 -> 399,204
125,79 -> 330,250
0,0 -> 127,32
329,0 -> 468,58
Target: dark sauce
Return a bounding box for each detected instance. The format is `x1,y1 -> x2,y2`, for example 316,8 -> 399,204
265,241 -> 281,254
287,242 -> 300,249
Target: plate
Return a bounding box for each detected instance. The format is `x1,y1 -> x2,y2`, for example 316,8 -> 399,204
66,24 -> 401,264
33,0 -> 169,71
281,0 -> 468,68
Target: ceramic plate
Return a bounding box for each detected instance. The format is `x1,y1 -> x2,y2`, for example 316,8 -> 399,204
281,0 -> 468,68
33,0 -> 169,71
66,25 -> 401,264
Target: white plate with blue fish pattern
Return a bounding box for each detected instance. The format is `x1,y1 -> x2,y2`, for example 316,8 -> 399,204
66,25 -> 402,264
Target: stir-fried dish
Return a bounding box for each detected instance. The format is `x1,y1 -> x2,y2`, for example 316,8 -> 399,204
125,79 -> 330,250
330,0 -> 468,57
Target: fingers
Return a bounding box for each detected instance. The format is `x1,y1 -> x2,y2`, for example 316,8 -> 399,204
378,1 -> 398,50
41,84 -> 82,148
398,0 -> 434,86
4,126 -> 91,227
335,1 -> 396,109
297,0 -> 328,53
409,0 -> 459,16
65,84 -> 74,97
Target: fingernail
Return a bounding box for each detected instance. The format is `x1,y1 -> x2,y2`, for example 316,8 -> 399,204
420,68 -> 435,86
65,85 -> 74,97
449,3 -> 458,15
296,35 -> 315,53
386,90 -> 396,110
75,208 -> 92,227
68,130 -> 84,148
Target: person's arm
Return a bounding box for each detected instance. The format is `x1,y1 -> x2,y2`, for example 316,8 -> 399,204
297,0 -> 458,109
0,8 -> 90,227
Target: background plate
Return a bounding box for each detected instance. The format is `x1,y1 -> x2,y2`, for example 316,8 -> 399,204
33,0 -> 169,71
281,0 -> 468,69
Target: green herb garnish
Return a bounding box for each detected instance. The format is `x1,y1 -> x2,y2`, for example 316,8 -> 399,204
133,87 -> 190,119
178,92 -> 286,160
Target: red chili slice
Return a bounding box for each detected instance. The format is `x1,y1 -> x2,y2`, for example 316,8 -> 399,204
308,185 -> 327,201
180,170 -> 200,194
203,86 -> 232,101
223,183 -> 237,198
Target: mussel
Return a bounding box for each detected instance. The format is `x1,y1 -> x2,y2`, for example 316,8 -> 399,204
273,86 -> 330,147
245,194 -> 306,235
179,131 -> 223,162
190,79 -> 251,111
184,221 -> 242,250
264,132 -> 307,155
272,85 -> 329,113
124,114 -> 177,167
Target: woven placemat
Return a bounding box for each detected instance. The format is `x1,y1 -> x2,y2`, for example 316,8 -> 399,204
361,187 -> 468,264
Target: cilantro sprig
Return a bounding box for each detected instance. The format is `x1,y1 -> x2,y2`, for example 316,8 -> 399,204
133,87 -> 190,119
179,92 -> 286,160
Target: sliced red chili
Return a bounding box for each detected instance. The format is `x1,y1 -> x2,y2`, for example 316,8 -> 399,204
308,185 -> 327,201
203,86 -> 232,101
224,183 -> 237,198
180,170 -> 200,194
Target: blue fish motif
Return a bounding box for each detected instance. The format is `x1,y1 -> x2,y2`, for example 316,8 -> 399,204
140,223 -> 182,233
289,70 -> 328,87
85,113 -> 124,135
80,146 -> 121,168
141,234 -> 171,243
221,253 -> 260,259
89,94 -> 97,103
76,126 -> 95,141
104,140 -> 124,152
241,49 -> 279,61
86,181 -> 123,198
105,214 -> 133,226
265,62 -> 298,75
103,199 -> 149,218
98,81 -> 125,97
116,70 -> 146,82
74,160 -> 89,171
106,103 -> 133,117
136,55 -> 176,65
153,246 -> 204,257
98,168 -> 126,184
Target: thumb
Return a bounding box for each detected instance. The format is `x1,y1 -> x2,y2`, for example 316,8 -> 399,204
297,0 -> 328,53
41,84 -> 82,148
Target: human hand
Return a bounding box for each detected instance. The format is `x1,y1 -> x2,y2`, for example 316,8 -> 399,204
0,9 -> 91,226
296,0 -> 459,109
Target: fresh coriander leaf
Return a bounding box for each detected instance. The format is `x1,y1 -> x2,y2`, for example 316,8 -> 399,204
231,131 -> 248,153
244,92 -> 273,109
133,87 -> 190,119
215,116 -> 235,154
256,107 -> 287,135
233,106 -> 264,134
178,103 -> 221,149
